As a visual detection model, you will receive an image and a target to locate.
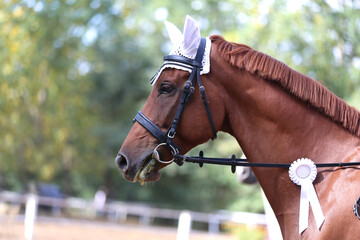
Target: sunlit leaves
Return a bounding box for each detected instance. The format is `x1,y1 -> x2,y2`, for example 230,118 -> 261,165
0,1 -> 102,194
1,0 -> 359,212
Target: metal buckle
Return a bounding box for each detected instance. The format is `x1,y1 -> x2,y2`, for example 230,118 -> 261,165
167,130 -> 176,139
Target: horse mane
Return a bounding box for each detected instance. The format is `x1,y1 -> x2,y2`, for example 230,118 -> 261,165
210,35 -> 360,137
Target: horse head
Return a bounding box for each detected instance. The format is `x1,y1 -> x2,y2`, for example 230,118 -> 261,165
116,16 -> 225,185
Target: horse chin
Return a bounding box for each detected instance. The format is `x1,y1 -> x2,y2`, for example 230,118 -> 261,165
133,156 -> 161,185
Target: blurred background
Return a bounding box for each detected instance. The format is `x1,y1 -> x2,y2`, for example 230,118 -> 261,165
0,0 -> 359,239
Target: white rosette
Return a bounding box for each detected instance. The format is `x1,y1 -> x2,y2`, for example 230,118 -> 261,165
289,158 -> 324,234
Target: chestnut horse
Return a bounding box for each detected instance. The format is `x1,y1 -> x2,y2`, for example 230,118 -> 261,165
116,35 -> 360,239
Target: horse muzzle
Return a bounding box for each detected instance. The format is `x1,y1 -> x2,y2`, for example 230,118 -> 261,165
115,152 -> 161,185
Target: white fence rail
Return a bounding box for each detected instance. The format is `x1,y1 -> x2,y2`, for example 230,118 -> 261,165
0,190 -> 266,237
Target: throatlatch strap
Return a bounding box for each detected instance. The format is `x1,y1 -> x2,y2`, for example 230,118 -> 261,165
197,69 -> 217,140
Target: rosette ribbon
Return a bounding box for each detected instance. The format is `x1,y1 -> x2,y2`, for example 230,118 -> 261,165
289,158 -> 325,234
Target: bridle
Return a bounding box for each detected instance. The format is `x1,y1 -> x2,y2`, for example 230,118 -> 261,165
131,37 -> 360,219
133,38 -> 217,164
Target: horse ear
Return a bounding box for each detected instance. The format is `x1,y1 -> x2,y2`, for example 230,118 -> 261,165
181,15 -> 201,57
164,20 -> 183,48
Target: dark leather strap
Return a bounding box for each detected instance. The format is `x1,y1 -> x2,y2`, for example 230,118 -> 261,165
173,152 -> 360,170
194,38 -> 206,63
196,68 -> 217,140
133,111 -> 180,152
164,55 -> 202,68
133,111 -> 167,143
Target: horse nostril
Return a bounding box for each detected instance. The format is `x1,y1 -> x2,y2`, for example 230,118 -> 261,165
115,154 -> 128,172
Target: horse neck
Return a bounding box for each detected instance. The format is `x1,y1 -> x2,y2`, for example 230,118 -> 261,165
221,70 -> 358,160
213,60 -> 360,215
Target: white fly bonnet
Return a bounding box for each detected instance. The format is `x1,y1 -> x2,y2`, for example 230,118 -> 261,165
150,15 -> 211,85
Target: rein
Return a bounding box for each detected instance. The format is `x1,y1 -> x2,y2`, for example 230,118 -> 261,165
173,151 -> 360,174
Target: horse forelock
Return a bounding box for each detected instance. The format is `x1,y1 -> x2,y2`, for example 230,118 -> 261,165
210,35 -> 360,138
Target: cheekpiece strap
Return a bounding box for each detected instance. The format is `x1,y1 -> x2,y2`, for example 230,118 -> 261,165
166,38 -> 217,140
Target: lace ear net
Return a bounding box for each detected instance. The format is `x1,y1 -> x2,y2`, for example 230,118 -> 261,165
150,38 -> 211,86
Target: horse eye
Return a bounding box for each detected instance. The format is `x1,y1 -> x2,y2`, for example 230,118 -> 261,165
158,83 -> 174,95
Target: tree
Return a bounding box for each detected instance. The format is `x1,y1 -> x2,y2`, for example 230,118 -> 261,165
0,1 -> 106,195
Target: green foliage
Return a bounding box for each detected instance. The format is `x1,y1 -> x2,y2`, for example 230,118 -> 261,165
0,0 -> 105,194
1,0 -> 359,215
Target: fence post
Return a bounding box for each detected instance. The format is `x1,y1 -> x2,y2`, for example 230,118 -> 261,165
177,211 -> 192,240
24,194 -> 38,240
208,214 -> 220,234
139,208 -> 151,225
